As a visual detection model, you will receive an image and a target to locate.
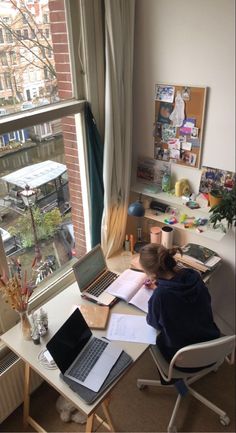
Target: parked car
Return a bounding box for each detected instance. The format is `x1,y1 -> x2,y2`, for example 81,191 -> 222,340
0,227 -> 22,256
59,222 -> 76,259
21,101 -> 35,111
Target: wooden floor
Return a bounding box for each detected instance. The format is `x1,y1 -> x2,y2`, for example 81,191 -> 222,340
0,350 -> 235,433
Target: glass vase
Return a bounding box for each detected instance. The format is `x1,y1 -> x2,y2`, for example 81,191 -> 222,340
19,310 -> 32,340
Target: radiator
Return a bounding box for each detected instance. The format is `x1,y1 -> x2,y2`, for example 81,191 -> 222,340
0,350 -> 43,423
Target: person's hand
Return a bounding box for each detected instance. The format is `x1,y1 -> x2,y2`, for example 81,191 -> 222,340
144,279 -> 157,290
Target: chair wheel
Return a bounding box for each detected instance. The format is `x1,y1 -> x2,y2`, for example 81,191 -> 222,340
220,415 -> 230,426
137,382 -> 147,390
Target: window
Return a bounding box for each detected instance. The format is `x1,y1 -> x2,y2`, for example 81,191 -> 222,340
5,29 -> 13,43
0,53 -> 8,66
23,29 -> 29,39
10,51 -> 17,65
4,73 -> 11,89
16,29 -> 21,39
0,0 -> 87,337
0,29 -> 4,44
0,76 -> 3,90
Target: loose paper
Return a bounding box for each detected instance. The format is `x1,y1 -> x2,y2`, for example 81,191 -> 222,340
106,314 -> 157,344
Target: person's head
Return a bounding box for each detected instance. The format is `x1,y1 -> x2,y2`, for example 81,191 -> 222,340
139,243 -> 182,279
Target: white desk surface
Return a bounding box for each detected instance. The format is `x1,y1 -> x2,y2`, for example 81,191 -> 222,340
1,281 -> 149,417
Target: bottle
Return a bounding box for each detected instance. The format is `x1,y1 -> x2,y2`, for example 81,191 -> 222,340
124,234 -> 130,251
162,172 -> 171,192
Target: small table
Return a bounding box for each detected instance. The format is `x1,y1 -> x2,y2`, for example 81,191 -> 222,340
1,281 -> 148,433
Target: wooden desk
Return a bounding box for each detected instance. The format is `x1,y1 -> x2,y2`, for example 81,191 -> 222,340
1,282 -> 148,433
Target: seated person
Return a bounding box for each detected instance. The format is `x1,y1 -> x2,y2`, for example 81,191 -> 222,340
139,243 -> 220,365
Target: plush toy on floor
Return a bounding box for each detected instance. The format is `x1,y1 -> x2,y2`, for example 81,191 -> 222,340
56,395 -> 87,424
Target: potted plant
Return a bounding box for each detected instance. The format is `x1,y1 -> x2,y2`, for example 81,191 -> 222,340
209,187 -> 236,232
208,188 -> 223,208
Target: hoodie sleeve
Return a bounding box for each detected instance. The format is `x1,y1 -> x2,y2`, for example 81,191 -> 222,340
146,290 -> 162,330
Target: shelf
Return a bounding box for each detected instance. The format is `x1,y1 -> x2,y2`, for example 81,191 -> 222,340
131,183 -> 227,242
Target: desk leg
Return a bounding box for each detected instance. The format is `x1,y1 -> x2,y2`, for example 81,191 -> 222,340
101,398 -> 115,432
23,362 -> 30,428
86,413 -> 95,433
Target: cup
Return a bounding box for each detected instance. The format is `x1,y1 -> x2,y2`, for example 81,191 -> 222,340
150,226 -> 162,244
161,226 -> 173,249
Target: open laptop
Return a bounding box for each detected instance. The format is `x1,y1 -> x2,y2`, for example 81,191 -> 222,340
46,308 -> 123,392
72,244 -> 118,307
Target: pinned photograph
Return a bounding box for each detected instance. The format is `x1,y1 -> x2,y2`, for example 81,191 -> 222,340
155,84 -> 175,103
170,148 -> 180,160
191,127 -> 199,139
181,86 -> 191,101
162,124 -> 177,142
158,102 -> 174,124
168,138 -> 181,150
153,121 -> 162,138
182,141 -> 192,151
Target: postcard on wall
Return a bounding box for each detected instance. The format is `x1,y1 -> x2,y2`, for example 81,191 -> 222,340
199,167 -> 236,193
137,157 -> 170,187
181,86 -> 191,101
161,124 -> 177,142
155,84 -> 175,103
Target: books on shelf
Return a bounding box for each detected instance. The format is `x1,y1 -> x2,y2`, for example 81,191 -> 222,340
175,243 -> 222,272
106,269 -> 153,313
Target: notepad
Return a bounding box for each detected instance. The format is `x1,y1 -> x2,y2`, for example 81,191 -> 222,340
106,269 -> 153,313
74,305 -> 110,329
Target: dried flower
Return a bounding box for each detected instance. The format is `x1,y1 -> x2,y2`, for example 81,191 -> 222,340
0,269 -> 34,313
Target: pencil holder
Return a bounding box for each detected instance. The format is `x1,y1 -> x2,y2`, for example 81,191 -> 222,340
150,226 -> 162,244
161,226 -> 173,249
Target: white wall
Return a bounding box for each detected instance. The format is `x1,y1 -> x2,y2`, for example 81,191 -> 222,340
132,0 -> 235,333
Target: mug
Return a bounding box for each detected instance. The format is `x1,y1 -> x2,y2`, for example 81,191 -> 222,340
150,226 -> 162,244
161,226 -> 173,249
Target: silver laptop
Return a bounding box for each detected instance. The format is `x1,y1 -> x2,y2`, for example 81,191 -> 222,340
46,308 -> 122,392
72,244 -> 118,306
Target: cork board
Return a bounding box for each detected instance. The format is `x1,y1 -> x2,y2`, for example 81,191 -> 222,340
153,84 -> 207,168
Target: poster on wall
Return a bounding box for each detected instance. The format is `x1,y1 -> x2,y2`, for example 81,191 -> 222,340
199,167 -> 235,193
153,83 -> 207,169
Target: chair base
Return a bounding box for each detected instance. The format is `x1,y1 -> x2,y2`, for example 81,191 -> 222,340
137,378 -> 230,432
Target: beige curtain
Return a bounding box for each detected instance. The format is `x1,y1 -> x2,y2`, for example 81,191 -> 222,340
101,0 -> 135,257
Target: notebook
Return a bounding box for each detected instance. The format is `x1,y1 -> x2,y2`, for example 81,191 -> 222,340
72,244 -> 118,307
46,308 -> 123,392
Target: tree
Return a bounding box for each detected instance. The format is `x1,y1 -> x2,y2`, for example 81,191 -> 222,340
0,0 -> 57,105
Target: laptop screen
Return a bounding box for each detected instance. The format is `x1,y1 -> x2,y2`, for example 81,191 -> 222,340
46,308 -> 92,374
72,245 -> 107,292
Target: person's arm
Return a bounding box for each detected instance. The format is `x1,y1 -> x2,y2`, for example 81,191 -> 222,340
146,291 -> 162,330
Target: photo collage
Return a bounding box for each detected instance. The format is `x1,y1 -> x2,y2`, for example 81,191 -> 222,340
153,84 -> 207,168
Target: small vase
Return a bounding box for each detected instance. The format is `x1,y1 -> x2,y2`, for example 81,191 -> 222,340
19,310 -> 32,340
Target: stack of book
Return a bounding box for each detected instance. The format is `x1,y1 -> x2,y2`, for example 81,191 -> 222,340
175,243 -> 222,273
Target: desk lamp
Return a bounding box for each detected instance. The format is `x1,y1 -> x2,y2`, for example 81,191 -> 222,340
128,196 -> 148,252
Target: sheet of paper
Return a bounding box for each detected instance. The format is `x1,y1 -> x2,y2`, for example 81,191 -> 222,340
129,285 -> 153,313
106,269 -> 146,302
106,313 -> 157,344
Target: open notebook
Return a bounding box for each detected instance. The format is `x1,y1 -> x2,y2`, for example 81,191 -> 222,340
105,269 -> 153,313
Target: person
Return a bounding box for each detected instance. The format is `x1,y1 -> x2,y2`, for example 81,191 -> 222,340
139,243 -> 220,365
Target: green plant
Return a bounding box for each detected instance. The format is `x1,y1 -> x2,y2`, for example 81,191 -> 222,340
209,187 -> 236,231
8,207 -> 62,248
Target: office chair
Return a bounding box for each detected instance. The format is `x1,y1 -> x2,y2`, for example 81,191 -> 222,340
137,335 -> 235,433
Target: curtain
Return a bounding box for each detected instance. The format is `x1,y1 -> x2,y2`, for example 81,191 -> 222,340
84,103 -> 104,247
101,0 -> 135,257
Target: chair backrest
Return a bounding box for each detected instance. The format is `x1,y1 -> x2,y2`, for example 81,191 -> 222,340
171,335 -> 236,370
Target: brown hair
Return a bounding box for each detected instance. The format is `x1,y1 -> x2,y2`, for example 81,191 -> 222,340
139,243 -> 182,278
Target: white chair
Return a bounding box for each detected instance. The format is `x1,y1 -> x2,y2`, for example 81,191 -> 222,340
137,335 -> 235,433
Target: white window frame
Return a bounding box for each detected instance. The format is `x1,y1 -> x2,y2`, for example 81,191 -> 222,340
0,0 -> 88,338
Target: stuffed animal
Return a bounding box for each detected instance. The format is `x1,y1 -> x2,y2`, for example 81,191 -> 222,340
56,395 -> 87,424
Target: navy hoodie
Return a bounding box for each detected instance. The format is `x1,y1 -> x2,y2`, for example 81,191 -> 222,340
147,268 -> 220,361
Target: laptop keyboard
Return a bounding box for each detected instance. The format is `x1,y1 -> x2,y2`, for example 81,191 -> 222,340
86,271 -> 118,297
68,338 -> 108,382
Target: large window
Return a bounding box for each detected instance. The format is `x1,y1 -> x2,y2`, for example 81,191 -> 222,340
0,0 -> 87,336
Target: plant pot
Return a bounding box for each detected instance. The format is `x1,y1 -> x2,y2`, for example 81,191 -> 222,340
208,192 -> 223,208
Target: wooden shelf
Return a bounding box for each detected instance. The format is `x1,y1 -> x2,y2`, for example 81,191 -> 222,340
131,183 -> 227,242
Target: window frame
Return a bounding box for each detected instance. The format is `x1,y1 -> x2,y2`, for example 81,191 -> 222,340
0,0 -> 87,337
